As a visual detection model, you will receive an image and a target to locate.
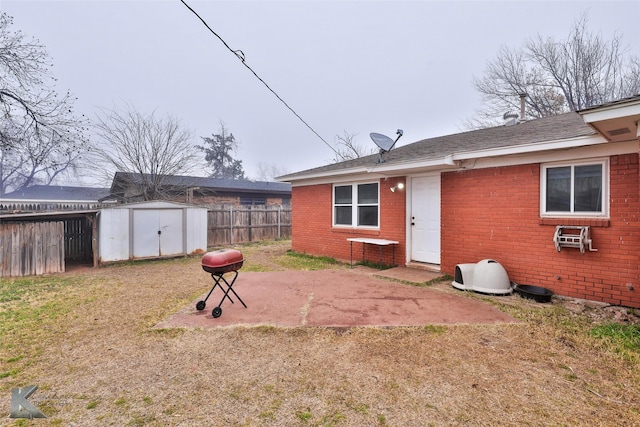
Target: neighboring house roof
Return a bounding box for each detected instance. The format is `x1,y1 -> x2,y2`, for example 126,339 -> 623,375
110,172 -> 291,195
280,111 -> 598,181
1,185 -> 112,201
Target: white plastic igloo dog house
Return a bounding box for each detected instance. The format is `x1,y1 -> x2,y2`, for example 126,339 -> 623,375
452,259 -> 512,295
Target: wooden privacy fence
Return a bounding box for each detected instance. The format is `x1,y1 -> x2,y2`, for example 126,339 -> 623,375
0,221 -> 65,277
207,205 -> 291,246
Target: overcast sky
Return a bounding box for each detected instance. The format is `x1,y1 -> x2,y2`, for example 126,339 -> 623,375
2,0 -> 639,183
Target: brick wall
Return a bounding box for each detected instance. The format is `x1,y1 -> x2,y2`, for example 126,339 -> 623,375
191,195 -> 240,205
441,154 -> 640,308
292,178 -> 406,266
291,155 -> 639,307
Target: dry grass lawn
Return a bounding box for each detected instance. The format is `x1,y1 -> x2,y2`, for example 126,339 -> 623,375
1,240 -> 639,426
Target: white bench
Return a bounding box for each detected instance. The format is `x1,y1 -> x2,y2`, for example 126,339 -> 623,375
347,238 -> 399,269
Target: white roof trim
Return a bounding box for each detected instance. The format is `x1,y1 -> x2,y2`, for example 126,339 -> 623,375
287,133 -> 606,185
580,100 -> 640,123
281,166 -> 372,182
289,139 -> 638,187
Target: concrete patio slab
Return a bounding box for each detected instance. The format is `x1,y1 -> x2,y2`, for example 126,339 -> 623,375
157,269 -> 515,328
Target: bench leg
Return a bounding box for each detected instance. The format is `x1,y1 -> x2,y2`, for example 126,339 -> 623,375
350,241 -> 353,268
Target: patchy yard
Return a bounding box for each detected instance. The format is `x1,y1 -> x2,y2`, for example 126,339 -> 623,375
1,240 -> 639,426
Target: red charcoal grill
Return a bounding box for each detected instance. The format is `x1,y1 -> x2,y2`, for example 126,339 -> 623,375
196,249 -> 246,318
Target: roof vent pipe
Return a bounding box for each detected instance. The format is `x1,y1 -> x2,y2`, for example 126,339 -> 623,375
519,92 -> 527,122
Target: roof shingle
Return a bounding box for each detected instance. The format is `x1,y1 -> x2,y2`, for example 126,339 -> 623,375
112,173 -> 291,194
1,185 -> 111,201
281,112 -> 595,180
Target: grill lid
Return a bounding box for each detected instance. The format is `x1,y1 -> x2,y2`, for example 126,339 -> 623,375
202,249 -> 244,270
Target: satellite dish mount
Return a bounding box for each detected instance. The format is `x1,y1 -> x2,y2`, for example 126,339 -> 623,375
370,129 -> 403,163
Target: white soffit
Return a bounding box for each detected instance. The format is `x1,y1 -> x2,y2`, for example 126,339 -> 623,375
580,101 -> 640,142
580,102 -> 640,123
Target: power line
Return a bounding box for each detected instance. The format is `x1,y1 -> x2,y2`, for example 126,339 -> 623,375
179,0 -> 342,159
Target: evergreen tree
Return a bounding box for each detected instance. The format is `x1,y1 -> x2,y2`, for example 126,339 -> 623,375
198,123 -> 246,179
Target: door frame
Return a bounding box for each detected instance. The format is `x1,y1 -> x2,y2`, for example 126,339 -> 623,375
405,172 -> 441,266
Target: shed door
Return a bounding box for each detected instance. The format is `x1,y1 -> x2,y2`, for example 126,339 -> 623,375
410,175 -> 441,264
132,209 -> 184,258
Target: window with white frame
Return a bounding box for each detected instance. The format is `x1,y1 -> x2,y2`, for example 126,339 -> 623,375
541,159 -> 608,216
333,182 -> 379,227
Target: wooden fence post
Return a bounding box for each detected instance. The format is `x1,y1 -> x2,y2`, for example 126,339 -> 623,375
229,206 -> 234,245
277,205 -> 281,239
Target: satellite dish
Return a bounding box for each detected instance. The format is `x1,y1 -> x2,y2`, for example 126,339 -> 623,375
369,129 -> 403,163
370,133 -> 395,152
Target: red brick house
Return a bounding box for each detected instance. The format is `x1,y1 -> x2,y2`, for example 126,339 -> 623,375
280,96 -> 640,308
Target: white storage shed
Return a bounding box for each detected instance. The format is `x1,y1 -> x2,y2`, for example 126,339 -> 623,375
98,201 -> 208,263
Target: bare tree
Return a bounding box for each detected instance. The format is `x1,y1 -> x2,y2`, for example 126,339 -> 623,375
0,13 -> 88,195
468,12 -> 640,128
254,162 -> 290,181
91,106 -> 199,201
198,122 -> 246,179
332,131 -> 375,163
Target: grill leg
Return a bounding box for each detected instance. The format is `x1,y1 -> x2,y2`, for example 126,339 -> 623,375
217,271 -> 247,308
196,274 -> 231,310
198,270 -> 247,318
210,273 -> 232,306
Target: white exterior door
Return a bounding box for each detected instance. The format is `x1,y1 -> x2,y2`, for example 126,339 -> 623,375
410,175 -> 441,264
